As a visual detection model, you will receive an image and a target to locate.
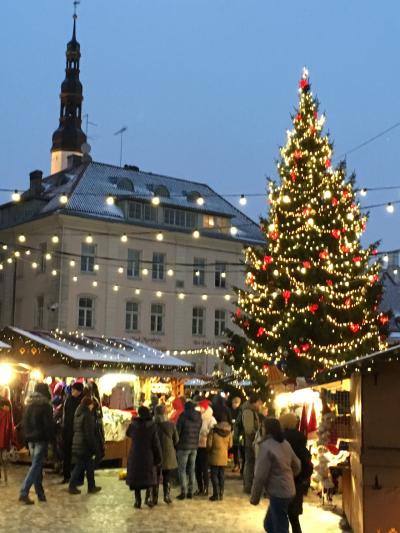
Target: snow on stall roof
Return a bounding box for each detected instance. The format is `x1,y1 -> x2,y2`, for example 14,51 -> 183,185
9,327 -> 192,370
0,340 -> 11,349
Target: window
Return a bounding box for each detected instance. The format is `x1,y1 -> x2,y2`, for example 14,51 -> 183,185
128,201 -> 157,222
214,309 -> 226,337
163,207 -> 197,228
192,307 -> 205,336
193,257 -> 205,286
125,301 -> 139,331
152,253 -> 165,281
150,303 -> 164,334
35,295 -> 44,329
39,243 -> 47,273
78,297 -> 94,328
215,262 -> 227,288
127,249 -> 141,279
81,244 -> 96,273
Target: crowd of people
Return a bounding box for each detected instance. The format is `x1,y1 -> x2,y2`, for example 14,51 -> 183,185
8,381 -> 313,533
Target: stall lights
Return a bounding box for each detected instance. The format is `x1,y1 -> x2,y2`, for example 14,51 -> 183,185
224,294 -> 231,301
7,258 -> 12,264
25,250 -> 31,256
30,369 -> 44,382
0,364 -> 14,385
11,191 -> 21,203
2,245 -> 7,250
94,264 -> 99,271
113,285 -> 119,292
134,288 -> 141,295
32,262 -> 38,269
0,265 -> 3,271
45,253 -> 52,261
178,292 -> 185,300
14,251 -> 21,258
51,269 -> 57,276
202,294 -> 208,301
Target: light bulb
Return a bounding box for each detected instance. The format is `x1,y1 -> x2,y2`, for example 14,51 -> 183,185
323,190 -> 332,199
224,294 -> 231,301
134,288 -> 141,295
11,191 -> 21,202
25,250 -> 31,256
72,276 -> 78,282
383,254 -> 389,263
230,226 -> 238,236
178,292 -> 185,300
92,281 -> 98,287
106,195 -> 115,205
94,264 -> 99,271
156,232 -> 164,241
113,285 -> 119,292
239,194 -> 247,206
347,213 -> 354,221
360,188 -> 367,197
152,196 -> 160,206
18,235 -> 26,243
386,203 -> 394,214
196,196 -> 204,206
51,269 -> 57,276
192,230 -> 200,239
59,194 -> 68,205
52,235 -> 59,244
142,268 -> 149,276
202,294 -> 208,301
118,266 -> 124,274
32,262 -> 38,269
282,195 -> 291,204
7,258 -> 12,264
121,233 -> 128,243
45,253 -> 52,261
307,218 -> 314,226
167,268 -> 174,276
85,234 -> 93,244
14,251 -> 20,258
156,290 -> 162,298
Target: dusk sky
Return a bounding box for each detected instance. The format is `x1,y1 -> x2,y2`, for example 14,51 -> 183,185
2,0 -> 400,249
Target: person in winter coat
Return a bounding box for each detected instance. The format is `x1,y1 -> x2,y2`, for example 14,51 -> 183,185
242,393 -> 262,493
19,383 -> 54,504
195,399 -> 216,496
154,404 -> 178,504
0,385 -> 13,483
212,394 -> 232,425
169,396 -> 185,424
251,418 -> 301,533
68,396 -> 101,495
176,400 -> 202,500
280,413 -> 313,533
230,396 -> 242,473
207,421 -> 232,501
61,381 -> 84,483
126,406 -> 162,509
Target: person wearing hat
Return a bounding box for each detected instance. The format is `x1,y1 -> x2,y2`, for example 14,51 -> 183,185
279,413 -> 313,533
19,383 -> 54,504
126,406 -> 162,509
61,381 -> 84,483
154,404 -> 179,504
194,399 -> 216,496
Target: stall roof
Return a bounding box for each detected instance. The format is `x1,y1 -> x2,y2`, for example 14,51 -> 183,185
2,327 -> 194,373
317,343 -> 400,384
0,340 -> 11,349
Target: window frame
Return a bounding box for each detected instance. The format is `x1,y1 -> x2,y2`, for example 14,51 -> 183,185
192,306 -> 205,336
78,296 -> 95,329
127,249 -> 141,279
152,252 -> 165,281
150,302 -> 164,334
214,309 -> 227,337
215,262 -> 227,288
193,257 -> 206,286
35,295 -> 44,329
125,300 -> 140,332
80,243 -> 96,273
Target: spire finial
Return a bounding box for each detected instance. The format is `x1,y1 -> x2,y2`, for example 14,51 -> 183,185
72,1 -> 80,39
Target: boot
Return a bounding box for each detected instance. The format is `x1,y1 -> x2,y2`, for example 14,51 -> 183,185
163,482 -> 172,504
145,488 -> 154,508
152,485 -> 159,506
209,476 -> 219,501
134,490 -> 141,509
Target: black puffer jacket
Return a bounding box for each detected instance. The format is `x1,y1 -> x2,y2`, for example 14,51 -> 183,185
63,394 -> 82,444
126,417 -> 162,489
71,405 -> 97,461
22,392 -> 54,443
176,402 -> 202,451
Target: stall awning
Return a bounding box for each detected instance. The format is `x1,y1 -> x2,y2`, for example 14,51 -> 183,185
0,327 -> 194,375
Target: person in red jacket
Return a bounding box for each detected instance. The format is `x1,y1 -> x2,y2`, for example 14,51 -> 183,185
0,386 -> 13,483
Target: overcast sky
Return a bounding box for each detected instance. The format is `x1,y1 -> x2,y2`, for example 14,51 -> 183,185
2,0 -> 400,249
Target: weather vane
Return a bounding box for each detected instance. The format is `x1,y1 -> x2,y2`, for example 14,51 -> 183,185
73,1 -> 80,19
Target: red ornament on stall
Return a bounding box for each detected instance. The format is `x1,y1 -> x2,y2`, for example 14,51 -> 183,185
331,229 -> 341,239
263,255 -> 273,265
342,190 -> 349,199
309,125 -> 316,135
303,207 -> 311,216
256,327 -> 265,338
299,79 -> 309,90
314,111 -> 318,119
349,323 -> 360,333
325,158 -> 331,168
246,273 -> 255,285
282,290 -> 291,305
309,304 -> 319,314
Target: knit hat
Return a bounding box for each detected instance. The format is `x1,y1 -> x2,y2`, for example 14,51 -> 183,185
71,382 -> 84,393
279,412 -> 299,430
199,399 -> 209,411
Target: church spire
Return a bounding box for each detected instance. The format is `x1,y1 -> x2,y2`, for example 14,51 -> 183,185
50,5 -> 87,174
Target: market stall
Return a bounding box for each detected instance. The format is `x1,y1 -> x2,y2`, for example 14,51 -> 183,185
0,326 -> 194,466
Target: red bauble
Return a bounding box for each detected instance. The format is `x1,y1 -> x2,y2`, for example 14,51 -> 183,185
344,298 -> 351,308
314,111 -> 318,119
379,315 -> 389,325
256,327 -> 265,338
309,126 -> 316,135
299,79 -> 309,90
303,207 -> 311,216
269,231 -> 279,241
262,363 -> 269,370
263,255 -> 273,265
342,190 -> 349,199
352,256 -> 362,263
293,150 -> 303,160
235,308 -> 241,318
303,260 -> 311,269
243,320 -> 250,329
326,279 -> 333,287
319,250 -> 329,260
293,346 -> 301,355
349,323 -> 360,333
301,343 -> 311,352
290,171 -> 297,183
370,274 -> 379,284
325,158 -> 331,168
331,229 -> 341,239
309,304 -> 319,314
341,245 -> 350,253
331,197 -> 338,207
246,273 -> 255,285
282,290 -> 291,304
371,249 -> 378,256
294,113 -> 302,123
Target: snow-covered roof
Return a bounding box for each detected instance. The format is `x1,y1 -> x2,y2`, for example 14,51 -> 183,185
4,327 -> 193,373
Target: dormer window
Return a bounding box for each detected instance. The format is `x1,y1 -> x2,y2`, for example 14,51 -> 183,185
153,185 -> 170,198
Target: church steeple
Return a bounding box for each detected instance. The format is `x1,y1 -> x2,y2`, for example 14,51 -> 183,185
50,9 -> 87,174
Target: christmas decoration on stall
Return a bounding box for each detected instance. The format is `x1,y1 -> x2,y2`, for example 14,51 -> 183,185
222,67 -> 389,385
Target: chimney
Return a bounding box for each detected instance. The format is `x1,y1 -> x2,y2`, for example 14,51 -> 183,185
67,154 -> 83,168
29,170 -> 43,195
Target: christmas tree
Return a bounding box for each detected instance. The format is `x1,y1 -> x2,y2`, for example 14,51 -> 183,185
223,69 -> 389,383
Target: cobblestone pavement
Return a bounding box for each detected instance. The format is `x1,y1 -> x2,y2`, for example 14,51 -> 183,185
0,466 -> 343,533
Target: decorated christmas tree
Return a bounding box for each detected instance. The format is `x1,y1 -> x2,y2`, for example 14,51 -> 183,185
223,69 -> 389,383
